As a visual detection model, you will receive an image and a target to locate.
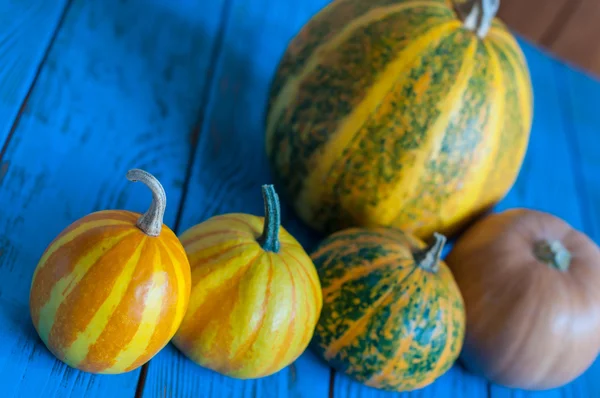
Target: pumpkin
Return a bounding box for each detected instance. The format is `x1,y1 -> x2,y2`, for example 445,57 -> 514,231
309,227 -> 465,391
445,208 -> 600,390
29,169 -> 191,374
171,185 -> 323,379
265,0 -> 533,240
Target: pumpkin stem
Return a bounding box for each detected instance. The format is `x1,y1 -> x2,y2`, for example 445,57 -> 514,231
257,184 -> 281,253
533,239 -> 571,272
126,169 -> 166,237
414,232 -> 447,273
455,0 -> 499,39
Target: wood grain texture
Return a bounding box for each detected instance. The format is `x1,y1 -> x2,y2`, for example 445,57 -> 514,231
0,0 -> 221,396
0,0 -> 69,147
497,0 -> 574,45
488,38 -> 600,398
550,1 -> 600,76
140,0 -> 334,397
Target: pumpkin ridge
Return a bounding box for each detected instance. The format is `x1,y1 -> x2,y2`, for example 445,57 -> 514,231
489,41 -> 533,134
364,269 -> 431,387
182,249 -> 263,338
456,40 -> 506,220
186,241 -> 254,265
320,256 -> 402,297
32,229 -> 137,341
260,255 -> 298,376
266,0 -> 450,148
80,239 -> 161,373
323,265 -> 419,360
287,254 -> 321,350
371,37 -> 478,225
226,253 -> 273,372
54,235 -> 146,366
393,39 -> 496,236
283,248 -> 322,314
266,0 -> 452,125
32,221 -> 132,283
179,228 -> 248,246
477,40 -> 529,206
122,244 -> 182,373
158,239 -> 188,338
294,22 -> 461,225
267,6 -> 457,218
317,29 -> 475,231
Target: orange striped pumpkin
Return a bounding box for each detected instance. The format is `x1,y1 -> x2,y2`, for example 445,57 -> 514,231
172,185 -> 323,379
29,169 -> 191,374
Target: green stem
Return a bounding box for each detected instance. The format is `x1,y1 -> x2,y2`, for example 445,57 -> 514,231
455,0 -> 499,39
413,232 -> 447,273
126,169 -> 166,237
257,184 -> 281,253
533,239 -> 571,272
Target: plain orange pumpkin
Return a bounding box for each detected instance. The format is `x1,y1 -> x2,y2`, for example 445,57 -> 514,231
446,208 -> 600,390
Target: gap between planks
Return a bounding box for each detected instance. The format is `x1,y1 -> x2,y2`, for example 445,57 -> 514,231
133,0 -> 235,396
0,0 -> 73,163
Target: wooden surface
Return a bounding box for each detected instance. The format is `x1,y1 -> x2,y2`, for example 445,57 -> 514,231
1,0 -> 600,397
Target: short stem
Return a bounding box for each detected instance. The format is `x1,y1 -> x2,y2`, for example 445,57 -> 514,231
533,239 -> 571,272
414,232 -> 447,273
257,184 -> 281,253
126,169 -> 166,237
455,0 -> 499,39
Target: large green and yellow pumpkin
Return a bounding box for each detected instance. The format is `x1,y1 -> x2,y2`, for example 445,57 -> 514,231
309,227 -> 465,391
266,0 -> 533,239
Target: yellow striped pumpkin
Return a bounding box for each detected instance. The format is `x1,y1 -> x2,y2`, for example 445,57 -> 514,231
310,227 -> 465,391
266,0 -> 533,239
172,185 -> 323,379
29,169 -> 191,374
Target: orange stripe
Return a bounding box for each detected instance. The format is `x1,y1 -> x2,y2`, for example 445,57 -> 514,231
78,239 -> 155,372
261,255 -> 297,376
30,224 -> 133,326
47,233 -> 144,356
124,242 -> 177,371
309,236 -> 389,259
284,254 -> 314,354
283,249 -> 321,310
227,254 -> 272,370
180,229 -> 242,246
289,250 -> 322,353
159,238 -> 187,338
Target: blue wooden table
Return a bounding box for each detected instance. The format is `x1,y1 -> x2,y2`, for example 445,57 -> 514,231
1,0 -> 599,397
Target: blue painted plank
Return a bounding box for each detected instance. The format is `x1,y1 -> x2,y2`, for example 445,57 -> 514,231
488,40 -> 600,398
141,0 -> 334,397
561,63 -> 600,243
0,0 -> 68,146
0,0 -> 222,396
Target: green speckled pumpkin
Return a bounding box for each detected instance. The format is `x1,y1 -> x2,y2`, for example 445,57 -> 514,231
265,0 -> 532,240
309,227 -> 465,392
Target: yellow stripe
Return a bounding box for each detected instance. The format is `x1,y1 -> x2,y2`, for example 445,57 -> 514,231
32,219 -> 131,281
64,237 -> 146,366
160,240 -> 190,337
296,21 -> 461,224
105,243 -> 166,373
266,0 -> 450,151
487,31 -> 533,133
185,245 -> 260,323
466,41 -> 506,207
371,35 -> 477,224
36,230 -> 136,343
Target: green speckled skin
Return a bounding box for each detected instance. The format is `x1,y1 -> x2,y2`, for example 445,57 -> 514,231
309,227 -> 465,392
265,0 -> 533,241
